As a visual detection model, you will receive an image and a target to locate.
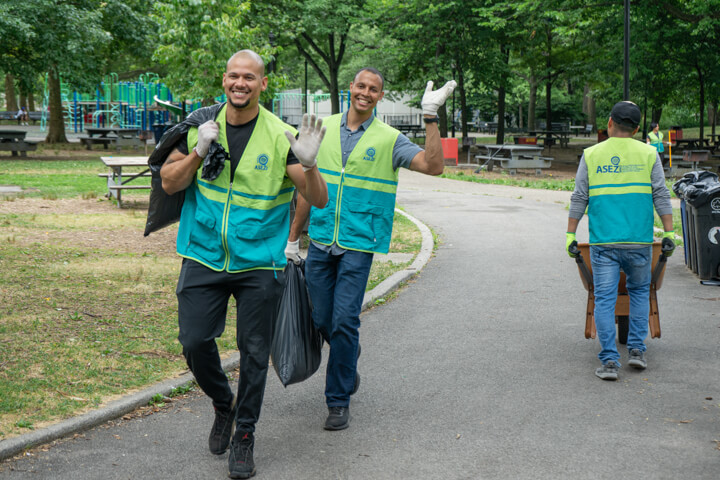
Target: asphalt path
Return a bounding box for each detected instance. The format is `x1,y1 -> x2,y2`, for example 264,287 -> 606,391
1,170 -> 719,479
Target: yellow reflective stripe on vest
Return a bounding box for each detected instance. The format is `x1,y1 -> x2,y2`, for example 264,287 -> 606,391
589,182 -> 652,197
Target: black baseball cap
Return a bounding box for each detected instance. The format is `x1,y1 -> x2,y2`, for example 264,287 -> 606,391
610,101 -> 641,128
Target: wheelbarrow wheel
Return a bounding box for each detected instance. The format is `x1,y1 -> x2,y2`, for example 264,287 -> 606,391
617,315 -> 629,345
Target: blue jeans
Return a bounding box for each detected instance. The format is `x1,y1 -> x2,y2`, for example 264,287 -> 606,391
305,243 -> 373,407
590,246 -> 651,366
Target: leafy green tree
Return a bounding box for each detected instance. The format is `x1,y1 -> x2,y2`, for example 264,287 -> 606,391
0,0 -> 156,143
248,0 -> 368,114
152,0 -> 282,106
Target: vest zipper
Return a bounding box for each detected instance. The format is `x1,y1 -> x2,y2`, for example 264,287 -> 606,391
334,167 -> 345,243
221,182 -> 233,270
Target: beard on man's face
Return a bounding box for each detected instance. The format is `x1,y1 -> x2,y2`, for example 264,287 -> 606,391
228,97 -> 251,110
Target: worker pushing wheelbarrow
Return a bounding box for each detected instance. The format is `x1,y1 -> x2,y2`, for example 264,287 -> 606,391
569,241 -> 674,344
565,100 -> 676,380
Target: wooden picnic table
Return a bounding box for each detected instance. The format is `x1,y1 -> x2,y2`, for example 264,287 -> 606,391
82,127 -> 143,151
528,129 -> 570,148
99,156 -> 151,208
474,144 -> 552,175
0,129 -> 38,156
673,138 -> 710,150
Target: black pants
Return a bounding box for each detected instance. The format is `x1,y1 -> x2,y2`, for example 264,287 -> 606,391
176,259 -> 284,432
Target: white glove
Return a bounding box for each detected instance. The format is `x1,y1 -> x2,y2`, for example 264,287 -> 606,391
285,239 -> 301,264
194,120 -> 219,158
285,114 -> 326,171
421,80 -> 458,116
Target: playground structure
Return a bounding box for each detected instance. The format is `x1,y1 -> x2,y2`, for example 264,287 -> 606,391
38,75 -> 412,133
41,73 -> 181,133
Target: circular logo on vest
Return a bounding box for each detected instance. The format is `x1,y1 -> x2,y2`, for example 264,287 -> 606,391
611,156 -> 621,166
255,154 -> 269,171
363,148 -> 376,161
711,197 -> 720,212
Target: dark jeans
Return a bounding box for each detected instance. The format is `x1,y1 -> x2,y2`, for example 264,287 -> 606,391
305,243 -> 373,407
176,259 -> 284,432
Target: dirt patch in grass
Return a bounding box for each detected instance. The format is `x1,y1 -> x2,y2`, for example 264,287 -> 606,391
0,197 -> 177,257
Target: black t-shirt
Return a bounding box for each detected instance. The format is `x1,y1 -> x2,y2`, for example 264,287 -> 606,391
175,114 -> 299,180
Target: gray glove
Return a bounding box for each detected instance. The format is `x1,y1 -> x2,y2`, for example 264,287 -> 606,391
194,120 -> 219,158
421,80 -> 458,116
285,114 -> 326,171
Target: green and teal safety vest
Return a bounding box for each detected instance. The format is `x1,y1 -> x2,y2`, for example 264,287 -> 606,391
308,114 -> 401,254
176,104 -> 297,272
648,131 -> 664,153
585,137 -> 657,245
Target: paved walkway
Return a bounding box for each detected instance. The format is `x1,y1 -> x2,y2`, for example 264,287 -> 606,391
1,170 -> 718,479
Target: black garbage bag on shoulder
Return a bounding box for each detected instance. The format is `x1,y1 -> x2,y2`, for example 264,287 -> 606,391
271,259 -> 323,387
143,103 -> 228,236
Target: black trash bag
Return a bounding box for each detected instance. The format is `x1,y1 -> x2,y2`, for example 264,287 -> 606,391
672,171 -> 719,199
271,259 -> 323,387
144,103 -> 228,236
684,182 -> 720,207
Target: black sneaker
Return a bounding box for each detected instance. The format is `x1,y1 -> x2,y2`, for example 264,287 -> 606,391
228,431 -> 256,479
324,406 -> 350,431
209,402 -> 237,455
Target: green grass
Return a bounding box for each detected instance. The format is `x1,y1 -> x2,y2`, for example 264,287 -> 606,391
440,169 -> 576,191
0,159 -> 150,200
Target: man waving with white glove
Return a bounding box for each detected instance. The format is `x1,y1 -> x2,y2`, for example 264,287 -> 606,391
286,68 -> 456,432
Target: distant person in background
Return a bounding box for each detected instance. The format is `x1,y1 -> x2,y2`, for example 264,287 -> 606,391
646,122 -> 665,167
16,106 -> 29,126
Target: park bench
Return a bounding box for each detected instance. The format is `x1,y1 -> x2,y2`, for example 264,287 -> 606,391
0,139 -> 39,156
80,136 -> 117,150
583,124 -> 593,137
28,112 -> 42,125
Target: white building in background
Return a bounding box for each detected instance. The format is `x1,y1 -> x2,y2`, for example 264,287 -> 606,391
275,89 -> 423,127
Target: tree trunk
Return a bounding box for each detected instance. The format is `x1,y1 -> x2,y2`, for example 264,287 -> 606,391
5,74 -> 18,112
438,104 -> 448,138
545,78 -> 552,130
518,104 -> 523,130
46,69 -> 68,144
29,92 -> 36,112
496,44 -> 509,144
497,84 -> 506,144
586,91 -> 596,131
528,76 -> 537,131
330,69 -> 340,115
545,28 -> 553,130
458,66 -> 468,145
697,65 -> 704,140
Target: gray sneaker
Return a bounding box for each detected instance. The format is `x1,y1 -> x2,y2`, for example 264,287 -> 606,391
628,349 -> 647,369
595,361 -> 619,381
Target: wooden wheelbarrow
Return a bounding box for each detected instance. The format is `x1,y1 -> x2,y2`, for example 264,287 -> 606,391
570,242 -> 671,344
